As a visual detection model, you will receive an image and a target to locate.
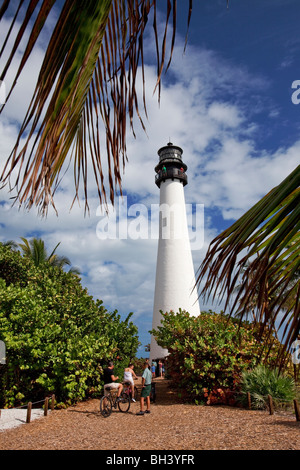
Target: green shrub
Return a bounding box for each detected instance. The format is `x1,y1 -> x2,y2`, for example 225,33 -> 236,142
0,245 -> 139,407
238,365 -> 296,409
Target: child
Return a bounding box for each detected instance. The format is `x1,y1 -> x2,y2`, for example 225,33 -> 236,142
123,363 -> 138,402
151,361 -> 156,378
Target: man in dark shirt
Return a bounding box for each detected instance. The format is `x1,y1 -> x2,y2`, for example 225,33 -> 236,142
103,361 -> 123,399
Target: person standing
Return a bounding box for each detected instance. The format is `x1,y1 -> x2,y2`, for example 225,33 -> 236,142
136,361 -> 152,415
151,361 -> 156,378
158,360 -> 163,377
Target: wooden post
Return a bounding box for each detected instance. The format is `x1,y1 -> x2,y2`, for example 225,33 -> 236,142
44,397 -> 49,416
294,399 -> 300,422
247,392 -> 251,410
268,395 -> 274,415
51,394 -> 55,411
26,402 -> 32,423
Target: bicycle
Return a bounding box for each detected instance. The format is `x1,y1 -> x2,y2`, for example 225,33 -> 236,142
100,387 -> 131,418
123,381 -> 139,402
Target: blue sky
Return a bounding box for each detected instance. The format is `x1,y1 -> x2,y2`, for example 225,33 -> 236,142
0,1 -> 300,356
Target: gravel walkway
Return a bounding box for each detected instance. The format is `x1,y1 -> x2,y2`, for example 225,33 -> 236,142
0,378 -> 299,450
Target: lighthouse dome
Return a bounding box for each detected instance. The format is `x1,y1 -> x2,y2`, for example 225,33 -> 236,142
155,142 -> 187,188
158,142 -> 183,162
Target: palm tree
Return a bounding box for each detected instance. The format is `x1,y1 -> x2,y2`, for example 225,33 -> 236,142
0,0 -> 194,215
196,165 -> 300,366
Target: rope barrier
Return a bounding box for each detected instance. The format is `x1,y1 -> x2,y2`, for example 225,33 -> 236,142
5,398 -> 49,410
201,387 -> 300,420
210,388 -> 298,404
0,394 -> 55,424
1,390 -> 299,426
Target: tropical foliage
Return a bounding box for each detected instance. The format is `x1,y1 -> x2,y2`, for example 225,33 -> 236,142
1,0 -> 298,369
18,237 -> 81,274
0,244 -> 139,407
196,165 -> 300,366
238,365 -> 296,410
150,309 -> 286,405
0,0 -> 193,214
19,237 -> 69,267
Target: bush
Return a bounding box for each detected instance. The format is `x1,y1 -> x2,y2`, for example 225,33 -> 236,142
0,245 -> 139,407
238,365 -> 296,409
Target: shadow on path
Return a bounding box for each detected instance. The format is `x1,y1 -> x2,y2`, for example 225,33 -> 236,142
151,378 -> 181,406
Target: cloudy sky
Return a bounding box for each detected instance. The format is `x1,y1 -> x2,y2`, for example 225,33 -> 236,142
1,0 -> 300,356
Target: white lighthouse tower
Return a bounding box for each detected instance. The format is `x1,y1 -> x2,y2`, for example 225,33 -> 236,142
150,143 -> 201,362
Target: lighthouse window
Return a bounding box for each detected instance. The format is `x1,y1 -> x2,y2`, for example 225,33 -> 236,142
162,217 -> 167,227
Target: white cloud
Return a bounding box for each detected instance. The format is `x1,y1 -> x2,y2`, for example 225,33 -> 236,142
198,137 -> 299,219
208,102 -> 244,128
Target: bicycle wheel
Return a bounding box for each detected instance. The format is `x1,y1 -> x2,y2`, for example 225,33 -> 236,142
117,393 -> 131,413
100,395 -> 112,417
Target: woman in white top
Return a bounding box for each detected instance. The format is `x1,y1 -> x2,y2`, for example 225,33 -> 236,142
123,363 -> 138,402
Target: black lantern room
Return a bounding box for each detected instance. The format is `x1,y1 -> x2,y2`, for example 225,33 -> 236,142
155,142 -> 188,188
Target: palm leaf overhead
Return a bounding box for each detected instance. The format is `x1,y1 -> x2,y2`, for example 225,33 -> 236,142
196,165 -> 300,364
0,0 -> 193,215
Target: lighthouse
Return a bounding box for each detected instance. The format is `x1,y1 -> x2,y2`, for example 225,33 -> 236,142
150,143 -> 201,362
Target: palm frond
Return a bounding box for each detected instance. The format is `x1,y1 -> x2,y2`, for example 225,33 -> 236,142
18,236 -> 73,269
0,0 -> 193,215
196,165 -> 300,363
